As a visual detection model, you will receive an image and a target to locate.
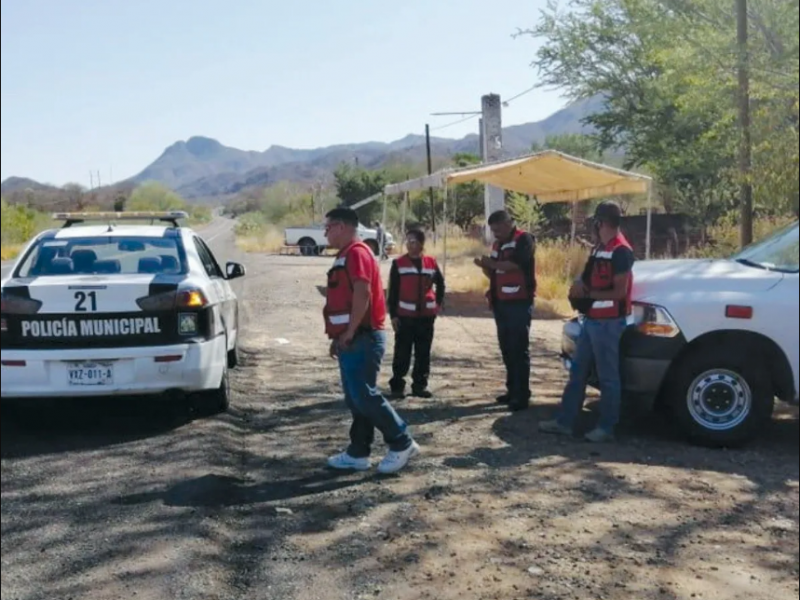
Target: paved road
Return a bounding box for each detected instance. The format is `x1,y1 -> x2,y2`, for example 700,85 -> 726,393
1,262 -> 11,278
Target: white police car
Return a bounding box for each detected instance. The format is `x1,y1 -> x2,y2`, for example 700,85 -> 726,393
0,212 -> 245,412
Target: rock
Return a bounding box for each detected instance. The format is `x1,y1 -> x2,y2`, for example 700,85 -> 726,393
528,566 -> 545,577
274,507 -> 294,516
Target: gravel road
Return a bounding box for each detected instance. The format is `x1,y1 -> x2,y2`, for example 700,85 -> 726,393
2,222 -> 798,600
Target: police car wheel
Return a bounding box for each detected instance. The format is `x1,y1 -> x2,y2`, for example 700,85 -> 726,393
228,345 -> 240,369
194,352 -> 231,415
669,348 -> 774,448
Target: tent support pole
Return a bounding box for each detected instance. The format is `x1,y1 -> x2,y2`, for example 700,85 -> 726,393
443,183 -> 449,282
381,193 -> 388,258
401,191 -> 408,237
646,183 -> 653,260
570,201 -> 578,246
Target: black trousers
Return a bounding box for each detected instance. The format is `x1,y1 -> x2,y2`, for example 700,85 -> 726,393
494,302 -> 533,403
390,317 -> 435,392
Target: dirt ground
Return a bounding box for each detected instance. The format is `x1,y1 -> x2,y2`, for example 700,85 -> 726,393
2,222 -> 798,600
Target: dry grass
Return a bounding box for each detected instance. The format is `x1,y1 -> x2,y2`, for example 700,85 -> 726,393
236,227 -> 286,254
430,235 -> 486,261
1,245 -> 22,262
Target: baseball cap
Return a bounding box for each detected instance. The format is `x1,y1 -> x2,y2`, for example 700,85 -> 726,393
593,201 -> 623,225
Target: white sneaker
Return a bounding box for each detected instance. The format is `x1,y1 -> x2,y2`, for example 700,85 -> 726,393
377,442 -> 421,475
327,452 -> 371,471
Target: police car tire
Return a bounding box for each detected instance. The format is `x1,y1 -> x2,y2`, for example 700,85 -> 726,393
194,357 -> 231,415
228,345 -> 240,369
668,347 -> 774,448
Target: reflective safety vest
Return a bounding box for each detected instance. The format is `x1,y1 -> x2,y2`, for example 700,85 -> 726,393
586,233 -> 634,320
490,229 -> 536,304
323,242 -> 372,339
396,254 -> 439,318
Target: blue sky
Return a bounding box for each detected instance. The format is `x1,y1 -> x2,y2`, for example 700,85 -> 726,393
1,0 -> 566,186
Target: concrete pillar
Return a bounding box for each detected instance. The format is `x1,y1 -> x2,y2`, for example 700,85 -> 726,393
482,94 -> 504,241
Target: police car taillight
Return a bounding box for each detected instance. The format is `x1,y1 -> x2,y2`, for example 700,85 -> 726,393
136,289 -> 208,311
0,294 -> 43,316
177,290 -> 208,309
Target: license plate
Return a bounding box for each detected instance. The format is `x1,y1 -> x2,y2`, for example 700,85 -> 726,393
68,363 -> 114,386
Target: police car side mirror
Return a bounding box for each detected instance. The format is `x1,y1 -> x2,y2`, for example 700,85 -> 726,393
226,262 -> 246,280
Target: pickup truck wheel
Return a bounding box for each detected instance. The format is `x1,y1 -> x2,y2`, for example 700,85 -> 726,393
668,349 -> 774,447
299,238 -> 318,257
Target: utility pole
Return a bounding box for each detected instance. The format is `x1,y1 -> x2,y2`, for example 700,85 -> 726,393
425,124 -> 437,235
482,94 -> 504,241
737,0 -> 754,247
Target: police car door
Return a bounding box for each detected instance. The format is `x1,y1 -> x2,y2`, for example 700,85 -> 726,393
192,237 -> 235,344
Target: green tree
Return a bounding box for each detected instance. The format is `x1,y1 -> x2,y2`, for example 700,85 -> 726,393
520,0 -> 798,229
127,182 -> 188,212
333,163 -> 387,223
450,153 -> 486,230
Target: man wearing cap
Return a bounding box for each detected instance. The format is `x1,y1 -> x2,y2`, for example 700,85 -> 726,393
540,201 -> 635,443
474,211 -> 537,412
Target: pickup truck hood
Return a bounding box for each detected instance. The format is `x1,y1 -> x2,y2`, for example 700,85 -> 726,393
633,258 -> 784,303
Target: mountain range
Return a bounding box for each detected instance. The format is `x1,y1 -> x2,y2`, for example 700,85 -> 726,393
2,97 -> 603,201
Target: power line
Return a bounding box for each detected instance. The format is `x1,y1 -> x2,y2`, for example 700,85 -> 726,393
430,113 -> 481,132
429,83 -> 540,133
503,85 -> 537,106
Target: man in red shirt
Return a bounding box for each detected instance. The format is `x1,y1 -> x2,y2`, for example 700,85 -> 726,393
323,208 -> 420,475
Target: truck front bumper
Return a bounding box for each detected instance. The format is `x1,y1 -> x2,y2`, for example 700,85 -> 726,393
561,317 -> 687,409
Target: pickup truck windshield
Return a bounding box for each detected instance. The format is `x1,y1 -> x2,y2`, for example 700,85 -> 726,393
733,223 -> 799,273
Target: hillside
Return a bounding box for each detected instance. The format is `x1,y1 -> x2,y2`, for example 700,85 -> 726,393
3,97 -> 603,201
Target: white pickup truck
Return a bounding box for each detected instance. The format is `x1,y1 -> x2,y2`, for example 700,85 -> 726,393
284,224 -> 395,256
562,221 -> 799,446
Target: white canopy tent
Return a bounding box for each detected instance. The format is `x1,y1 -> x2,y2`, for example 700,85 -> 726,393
350,150 -> 655,268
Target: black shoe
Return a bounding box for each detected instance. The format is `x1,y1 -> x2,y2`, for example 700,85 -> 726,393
390,389 -> 406,400
496,394 -> 512,405
412,388 -> 433,399
508,400 -> 530,413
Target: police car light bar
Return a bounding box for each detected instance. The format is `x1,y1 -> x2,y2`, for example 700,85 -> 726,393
52,211 -> 190,228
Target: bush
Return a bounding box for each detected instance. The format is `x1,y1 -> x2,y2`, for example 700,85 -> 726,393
1,199 -> 53,259
687,215 -> 796,259
235,212 -> 285,253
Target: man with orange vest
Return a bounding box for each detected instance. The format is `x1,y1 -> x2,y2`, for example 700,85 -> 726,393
387,229 -> 446,399
540,201 -> 635,443
474,211 -> 537,412
323,208 -> 420,474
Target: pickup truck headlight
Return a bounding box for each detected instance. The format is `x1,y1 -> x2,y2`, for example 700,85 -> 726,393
632,302 -> 681,338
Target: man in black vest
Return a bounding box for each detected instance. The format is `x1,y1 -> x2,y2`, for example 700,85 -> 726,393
474,211 -> 537,412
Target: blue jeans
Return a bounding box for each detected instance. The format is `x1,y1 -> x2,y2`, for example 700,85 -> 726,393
494,302 -> 533,403
338,330 -> 413,458
558,317 -> 628,433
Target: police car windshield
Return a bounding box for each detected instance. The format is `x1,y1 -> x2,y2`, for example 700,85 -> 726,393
732,222 -> 799,273
16,236 -> 187,278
